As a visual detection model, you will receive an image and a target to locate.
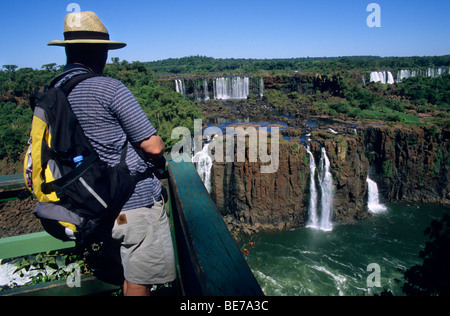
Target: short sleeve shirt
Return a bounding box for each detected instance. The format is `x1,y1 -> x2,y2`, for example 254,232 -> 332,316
57,65 -> 162,211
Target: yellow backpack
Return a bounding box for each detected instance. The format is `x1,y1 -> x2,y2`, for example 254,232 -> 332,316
24,71 -> 148,248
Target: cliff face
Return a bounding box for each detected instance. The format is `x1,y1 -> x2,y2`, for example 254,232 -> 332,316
362,125 -> 450,203
209,124 -> 449,235
315,133 -> 370,223
211,142 -> 310,235
263,73 -> 348,96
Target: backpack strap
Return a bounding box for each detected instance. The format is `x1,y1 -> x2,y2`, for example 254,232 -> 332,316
40,72 -> 102,196
41,152 -> 99,196
60,73 -> 101,96
49,68 -> 97,87
41,142 -> 130,197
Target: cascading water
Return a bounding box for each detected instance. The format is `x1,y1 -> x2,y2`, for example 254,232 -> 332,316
175,79 -> 186,96
366,176 -> 387,213
259,77 -> 264,98
306,146 -> 334,231
318,148 -> 334,231
203,79 -> 210,101
175,76 -> 264,100
368,67 -> 449,84
192,136 -> 214,193
213,77 -> 250,100
306,146 -> 319,228
370,71 -> 395,84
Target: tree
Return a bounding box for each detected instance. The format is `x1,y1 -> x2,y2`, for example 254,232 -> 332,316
41,63 -> 57,72
402,214 -> 450,296
2,65 -> 18,72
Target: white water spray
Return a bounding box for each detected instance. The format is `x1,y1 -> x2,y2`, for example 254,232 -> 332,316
175,79 -> 186,96
366,176 -> 387,213
307,146 -> 334,231
370,71 -> 395,84
306,146 -> 319,228
192,136 -> 214,193
213,77 -> 250,100
318,148 -> 334,231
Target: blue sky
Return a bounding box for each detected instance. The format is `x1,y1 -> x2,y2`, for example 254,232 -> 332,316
1,0 -> 449,69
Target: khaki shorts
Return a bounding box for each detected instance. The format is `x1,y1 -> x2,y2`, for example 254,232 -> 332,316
112,198 -> 176,285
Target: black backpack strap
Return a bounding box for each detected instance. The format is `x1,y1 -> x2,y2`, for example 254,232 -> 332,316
48,69 -> 101,95
60,73 -> 101,96
49,68 -> 96,86
43,141 -> 130,196
41,152 -> 99,195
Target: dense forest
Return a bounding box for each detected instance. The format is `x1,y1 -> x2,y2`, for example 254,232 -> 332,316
0,60 -> 202,174
145,55 -> 450,75
1,55 -> 449,175
261,72 -> 450,125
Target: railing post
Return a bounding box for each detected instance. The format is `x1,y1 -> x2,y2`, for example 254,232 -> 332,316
166,154 -> 263,296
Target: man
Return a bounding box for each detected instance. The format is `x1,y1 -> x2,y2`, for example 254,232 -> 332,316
48,11 -> 176,296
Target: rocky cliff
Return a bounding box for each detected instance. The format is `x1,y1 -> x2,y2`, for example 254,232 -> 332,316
362,124 -> 449,203
211,142 -> 310,235
209,124 -> 449,235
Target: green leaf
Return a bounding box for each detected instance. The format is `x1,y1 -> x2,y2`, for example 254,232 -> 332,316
56,255 -> 67,270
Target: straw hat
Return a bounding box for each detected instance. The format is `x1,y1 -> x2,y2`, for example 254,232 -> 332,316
48,11 -> 126,50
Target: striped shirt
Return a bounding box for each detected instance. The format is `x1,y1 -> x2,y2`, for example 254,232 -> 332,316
56,65 -> 161,211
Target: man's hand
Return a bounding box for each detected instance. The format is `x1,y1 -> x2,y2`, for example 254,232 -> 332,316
139,134 -> 165,161
137,134 -> 168,179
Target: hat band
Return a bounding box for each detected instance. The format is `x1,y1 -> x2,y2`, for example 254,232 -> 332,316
64,31 -> 110,41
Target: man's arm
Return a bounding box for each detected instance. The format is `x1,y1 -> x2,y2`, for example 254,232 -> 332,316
139,134 -> 165,161
137,134 -> 168,179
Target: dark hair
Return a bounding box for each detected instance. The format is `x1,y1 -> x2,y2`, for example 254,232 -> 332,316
65,44 -> 108,74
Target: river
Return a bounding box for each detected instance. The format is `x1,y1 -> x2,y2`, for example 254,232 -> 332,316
246,203 -> 449,296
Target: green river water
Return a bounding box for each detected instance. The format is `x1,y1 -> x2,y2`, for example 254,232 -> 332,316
247,203 -> 449,296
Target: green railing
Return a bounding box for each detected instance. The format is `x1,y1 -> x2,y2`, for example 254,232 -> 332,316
0,174 -> 30,201
0,156 -> 263,296
167,154 -> 263,296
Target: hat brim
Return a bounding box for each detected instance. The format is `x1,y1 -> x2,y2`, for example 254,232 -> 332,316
48,39 -> 126,50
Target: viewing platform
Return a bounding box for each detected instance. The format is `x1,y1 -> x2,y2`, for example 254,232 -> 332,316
0,155 -> 263,296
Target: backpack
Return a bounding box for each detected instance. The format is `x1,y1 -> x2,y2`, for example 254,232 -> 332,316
24,70 -> 152,249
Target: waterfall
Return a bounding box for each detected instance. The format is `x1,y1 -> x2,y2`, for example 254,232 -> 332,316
307,146 -> 334,231
387,72 -> 395,85
192,135 -> 214,193
213,77 -> 250,100
306,146 -> 319,228
371,69 -> 450,84
174,76 -> 264,100
396,68 -> 449,82
397,69 -> 411,82
370,71 -> 395,84
259,77 -> 264,97
366,176 -> 387,213
203,79 -> 210,101
318,148 -> 334,231
175,79 -> 186,96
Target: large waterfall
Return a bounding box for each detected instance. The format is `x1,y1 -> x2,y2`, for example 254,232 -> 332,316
307,146 -> 334,231
203,79 -> 210,101
366,176 -> 387,213
174,76 -> 263,101
191,136 -> 214,193
396,68 -> 449,82
370,71 -> 395,84
213,77 -> 249,100
368,67 -> 449,85
318,148 -> 334,231
175,79 -> 186,96
306,146 -> 319,228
